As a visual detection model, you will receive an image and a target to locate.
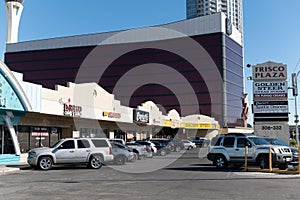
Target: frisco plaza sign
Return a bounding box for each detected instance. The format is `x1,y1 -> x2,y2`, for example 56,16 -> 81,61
252,62 -> 287,80
252,61 -> 289,141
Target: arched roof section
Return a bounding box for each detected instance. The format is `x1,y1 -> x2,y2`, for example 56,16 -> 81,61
0,60 -> 31,112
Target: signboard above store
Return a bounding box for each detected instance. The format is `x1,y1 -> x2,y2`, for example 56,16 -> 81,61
133,109 -> 149,124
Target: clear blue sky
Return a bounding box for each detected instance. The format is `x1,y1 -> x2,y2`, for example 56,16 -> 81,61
0,0 -> 300,125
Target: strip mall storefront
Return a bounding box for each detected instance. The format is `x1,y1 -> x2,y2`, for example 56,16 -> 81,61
1,64 -> 221,165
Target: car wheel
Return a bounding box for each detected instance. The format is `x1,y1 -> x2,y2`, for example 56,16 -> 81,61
114,155 -> 126,165
258,155 -> 269,169
89,155 -> 103,169
160,149 -> 167,156
187,146 -> 192,150
175,146 -> 181,152
278,163 -> 288,170
38,156 -> 53,170
214,155 -> 228,169
131,153 -> 137,162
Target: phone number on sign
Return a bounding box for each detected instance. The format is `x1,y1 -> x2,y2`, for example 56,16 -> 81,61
261,126 -> 282,130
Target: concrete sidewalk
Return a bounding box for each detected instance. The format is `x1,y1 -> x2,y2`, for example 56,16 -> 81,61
0,154 -> 29,175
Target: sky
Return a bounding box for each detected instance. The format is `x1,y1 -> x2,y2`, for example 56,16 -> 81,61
0,0 -> 300,126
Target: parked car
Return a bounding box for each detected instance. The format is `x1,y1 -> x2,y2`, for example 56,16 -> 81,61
263,137 -> 298,166
109,138 -> 126,145
171,139 -> 185,151
207,133 -> 293,170
135,140 -> 157,154
150,139 -> 172,156
126,142 -> 153,159
188,137 -> 209,147
182,139 -> 197,150
110,142 -> 136,165
27,138 -> 113,170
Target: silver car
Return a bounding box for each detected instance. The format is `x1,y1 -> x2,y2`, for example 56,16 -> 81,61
27,138 -> 113,170
110,142 -> 136,165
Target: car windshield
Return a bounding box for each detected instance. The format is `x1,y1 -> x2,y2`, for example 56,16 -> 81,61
248,137 -> 269,145
50,140 -> 63,148
264,138 -> 289,146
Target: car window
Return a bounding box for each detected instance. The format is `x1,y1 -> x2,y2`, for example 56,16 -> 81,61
248,137 -> 269,145
265,138 -> 288,146
237,138 -> 251,148
113,142 -> 125,148
59,140 -> 75,149
223,137 -> 235,147
77,139 -> 90,148
211,137 -> 221,146
91,139 -> 109,147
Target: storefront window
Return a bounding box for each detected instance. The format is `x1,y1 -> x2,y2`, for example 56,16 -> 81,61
15,126 -> 61,152
79,128 -> 107,138
17,126 -> 30,153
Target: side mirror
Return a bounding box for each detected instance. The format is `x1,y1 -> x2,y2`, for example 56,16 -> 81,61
246,142 -> 252,147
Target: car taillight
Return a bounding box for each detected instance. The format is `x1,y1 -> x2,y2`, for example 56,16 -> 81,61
145,147 -> 151,151
109,147 -> 112,155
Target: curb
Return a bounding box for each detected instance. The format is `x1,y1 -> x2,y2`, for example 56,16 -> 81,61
0,167 -> 20,174
0,162 -> 29,175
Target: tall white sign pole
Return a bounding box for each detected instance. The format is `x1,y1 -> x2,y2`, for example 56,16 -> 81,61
5,0 -> 24,43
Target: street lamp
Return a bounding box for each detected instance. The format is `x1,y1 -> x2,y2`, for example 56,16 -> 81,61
291,72 -> 300,146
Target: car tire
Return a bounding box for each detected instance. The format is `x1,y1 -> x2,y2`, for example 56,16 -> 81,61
88,155 -> 103,169
114,155 -> 126,165
131,153 -> 137,162
214,155 -> 228,169
38,156 -> 53,170
278,163 -> 288,170
160,149 -> 167,156
258,155 -> 269,169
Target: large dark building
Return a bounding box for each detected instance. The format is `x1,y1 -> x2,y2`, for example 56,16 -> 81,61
4,13 -> 244,127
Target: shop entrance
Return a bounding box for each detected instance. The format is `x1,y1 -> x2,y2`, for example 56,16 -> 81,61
0,125 -> 15,154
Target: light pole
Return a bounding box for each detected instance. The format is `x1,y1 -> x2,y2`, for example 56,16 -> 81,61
292,72 -> 300,145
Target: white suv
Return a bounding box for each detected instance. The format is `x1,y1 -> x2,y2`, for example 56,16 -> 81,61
207,134 -> 293,170
27,138 -> 113,170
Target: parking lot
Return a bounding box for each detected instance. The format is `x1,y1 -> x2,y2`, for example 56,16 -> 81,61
1,148 -> 300,200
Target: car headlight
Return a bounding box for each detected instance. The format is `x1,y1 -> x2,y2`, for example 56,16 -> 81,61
29,151 -> 37,157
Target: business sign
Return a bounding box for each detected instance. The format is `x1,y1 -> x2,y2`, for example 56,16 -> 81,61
253,101 -> 288,113
163,120 -> 180,128
102,111 -> 121,119
181,123 -> 215,129
252,62 -> 287,81
63,103 -> 82,117
253,81 -> 287,98
254,122 -> 289,143
133,109 -> 149,124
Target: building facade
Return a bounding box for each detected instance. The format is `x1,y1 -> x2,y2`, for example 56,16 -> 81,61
5,13 -> 244,128
186,0 -> 243,33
